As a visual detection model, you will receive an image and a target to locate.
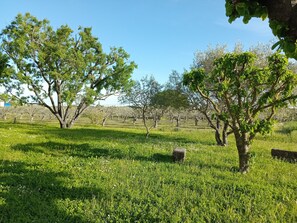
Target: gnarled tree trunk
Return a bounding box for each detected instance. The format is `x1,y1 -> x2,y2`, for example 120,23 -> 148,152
234,131 -> 250,173
214,118 -> 229,146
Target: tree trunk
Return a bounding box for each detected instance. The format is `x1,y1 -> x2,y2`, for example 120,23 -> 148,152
145,131 -> 150,139
195,117 -> 199,126
215,129 -> 224,146
153,119 -> 158,128
222,132 -> 228,146
222,121 -> 229,146
102,117 -> 107,126
176,115 -> 180,127
59,121 -> 67,129
59,121 -> 68,129
66,122 -> 74,128
142,109 -> 150,138
234,132 -> 250,173
237,147 -> 250,173
184,115 -> 188,123
214,118 -> 226,146
133,117 -> 137,125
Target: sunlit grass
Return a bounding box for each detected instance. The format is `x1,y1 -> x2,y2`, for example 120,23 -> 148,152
0,121 -> 296,222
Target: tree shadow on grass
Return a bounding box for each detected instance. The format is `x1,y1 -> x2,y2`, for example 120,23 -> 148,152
0,160 -> 105,223
11,141 -> 174,164
25,126 -> 216,146
150,153 -> 173,163
0,121 -> 216,146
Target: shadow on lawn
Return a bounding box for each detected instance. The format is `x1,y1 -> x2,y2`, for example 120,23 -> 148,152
11,141 -> 173,163
26,126 -> 215,146
0,160 -> 105,223
11,142 -> 236,173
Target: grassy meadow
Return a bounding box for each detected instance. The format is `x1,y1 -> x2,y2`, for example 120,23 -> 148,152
0,118 -> 296,222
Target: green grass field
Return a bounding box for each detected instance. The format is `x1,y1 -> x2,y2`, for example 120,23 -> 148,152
0,120 -> 296,222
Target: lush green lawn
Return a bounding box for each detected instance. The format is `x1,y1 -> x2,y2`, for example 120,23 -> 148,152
0,121 -> 296,222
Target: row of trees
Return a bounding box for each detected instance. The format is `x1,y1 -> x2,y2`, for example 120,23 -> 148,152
119,44 -> 297,173
1,3 -> 297,173
119,72 -> 189,138
0,104 -> 211,128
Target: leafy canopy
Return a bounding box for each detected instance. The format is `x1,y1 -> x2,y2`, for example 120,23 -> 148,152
119,75 -> 162,109
184,52 -> 297,139
0,13 -> 136,127
225,0 -> 297,59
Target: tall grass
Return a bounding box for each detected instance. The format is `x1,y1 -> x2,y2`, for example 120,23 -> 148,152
0,121 -> 296,222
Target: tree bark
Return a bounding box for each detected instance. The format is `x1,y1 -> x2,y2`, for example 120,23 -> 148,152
102,117 -> 107,126
175,115 -> 180,127
234,131 -> 250,173
256,0 -> 297,40
142,108 -> 150,138
215,129 -> 224,146
237,147 -> 250,174
195,116 -> 199,126
59,121 -> 67,129
132,117 -> 137,125
214,118 -> 228,146
222,121 -> 229,146
66,122 -> 74,129
222,132 -> 228,146
153,119 -> 158,128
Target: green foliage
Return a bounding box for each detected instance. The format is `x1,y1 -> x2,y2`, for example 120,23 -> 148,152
151,89 -> 189,110
184,51 -> 297,171
0,122 -> 296,222
183,68 -> 206,92
120,75 -> 162,109
225,0 -> 297,59
0,13 -> 136,128
0,52 -> 22,102
152,71 -> 190,110
211,52 -> 296,136
119,75 -> 162,137
226,0 -> 267,24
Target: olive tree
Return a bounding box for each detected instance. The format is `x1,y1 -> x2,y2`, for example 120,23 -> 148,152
184,52 -> 297,173
0,13 -> 136,128
119,75 -> 162,138
152,71 -> 189,128
190,45 -> 231,145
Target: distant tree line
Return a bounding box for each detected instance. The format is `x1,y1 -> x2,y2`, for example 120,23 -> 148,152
1,11 -> 297,173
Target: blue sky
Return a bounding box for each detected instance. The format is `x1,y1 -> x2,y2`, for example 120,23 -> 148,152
1,0 -> 275,104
